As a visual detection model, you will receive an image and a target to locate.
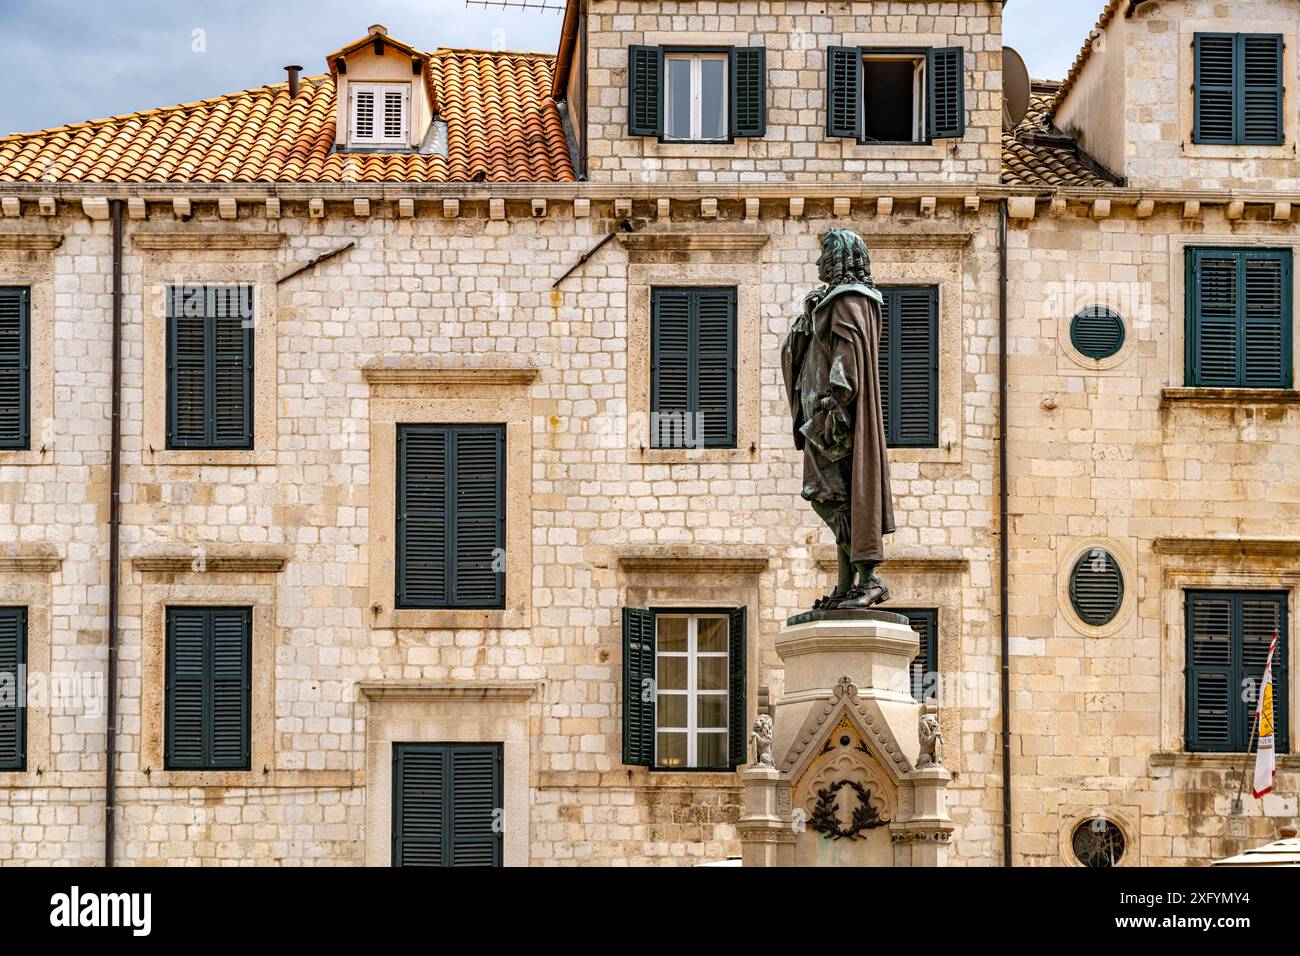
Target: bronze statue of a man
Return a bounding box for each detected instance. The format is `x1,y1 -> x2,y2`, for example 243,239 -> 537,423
782,229 -> 895,610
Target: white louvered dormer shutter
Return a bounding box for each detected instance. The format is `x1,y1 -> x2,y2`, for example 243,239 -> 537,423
349,82 -> 409,146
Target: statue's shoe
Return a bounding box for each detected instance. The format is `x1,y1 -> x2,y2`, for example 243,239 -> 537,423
836,584 -> 890,610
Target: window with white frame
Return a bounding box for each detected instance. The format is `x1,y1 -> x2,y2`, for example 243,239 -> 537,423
663,53 -> 728,142
654,613 -> 729,768
349,82 -> 409,147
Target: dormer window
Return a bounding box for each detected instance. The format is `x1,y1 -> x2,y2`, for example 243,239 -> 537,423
348,82 -> 409,147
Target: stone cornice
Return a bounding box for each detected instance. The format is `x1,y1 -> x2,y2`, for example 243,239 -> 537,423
1152,537 -> 1300,560
616,546 -> 772,575
358,681 -> 541,702
0,548 -> 61,572
1161,387 -> 1300,407
360,364 -> 540,386
131,547 -> 289,573
0,234 -> 62,251
131,233 -> 285,251
812,544 -> 969,574
1150,751 -> 1300,771
618,231 -> 770,253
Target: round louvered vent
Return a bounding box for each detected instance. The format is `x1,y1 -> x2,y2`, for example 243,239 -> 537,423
1069,549 -> 1124,626
1072,818 -> 1126,867
1070,306 -> 1126,360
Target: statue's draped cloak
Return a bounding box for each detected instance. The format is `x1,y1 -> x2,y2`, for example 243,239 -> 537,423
781,284 -> 895,563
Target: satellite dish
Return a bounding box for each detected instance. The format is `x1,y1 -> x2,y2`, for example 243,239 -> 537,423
1003,46 -> 1031,131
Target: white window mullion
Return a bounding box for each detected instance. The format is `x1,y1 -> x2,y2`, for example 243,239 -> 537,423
686,617 -> 698,767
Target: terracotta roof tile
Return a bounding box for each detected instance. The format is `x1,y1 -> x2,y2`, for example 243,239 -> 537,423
1001,86 -> 1120,189
0,48 -> 574,184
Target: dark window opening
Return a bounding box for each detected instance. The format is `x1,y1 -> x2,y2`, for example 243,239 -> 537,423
862,57 -> 922,143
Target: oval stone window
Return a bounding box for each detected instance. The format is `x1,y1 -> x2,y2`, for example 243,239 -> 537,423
1072,818 -> 1126,867
1070,306 -> 1125,360
1068,549 -> 1123,626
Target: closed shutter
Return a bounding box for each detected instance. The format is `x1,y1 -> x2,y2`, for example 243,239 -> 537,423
1186,591 -> 1289,753
393,743 -> 502,867
397,425 -> 505,609
1070,306 -> 1126,360
897,608 -> 938,703
628,45 -> 663,137
826,46 -> 862,138
1195,34 -> 1284,145
727,606 -> 747,768
622,607 -> 655,767
927,47 -> 966,139
0,607 -> 25,771
353,88 -> 376,140
382,87 -> 407,142
165,606 -> 250,770
730,47 -> 767,138
1188,248 -> 1291,388
167,285 -> 253,449
0,288 -> 29,450
879,287 -> 938,447
1068,550 -> 1124,627
651,288 -> 736,449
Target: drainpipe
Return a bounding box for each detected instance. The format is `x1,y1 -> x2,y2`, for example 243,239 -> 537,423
105,197 -> 124,867
998,199 -> 1013,867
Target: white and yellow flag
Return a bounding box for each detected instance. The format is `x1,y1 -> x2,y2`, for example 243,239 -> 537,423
1252,631 -> 1279,799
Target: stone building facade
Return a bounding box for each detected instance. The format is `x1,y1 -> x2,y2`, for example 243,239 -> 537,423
0,0 -> 1295,866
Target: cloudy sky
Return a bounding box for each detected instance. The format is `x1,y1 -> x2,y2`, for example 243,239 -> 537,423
0,0 -> 1100,135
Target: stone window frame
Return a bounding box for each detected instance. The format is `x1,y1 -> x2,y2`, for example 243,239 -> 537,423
623,232 -> 765,465
136,557 -> 280,787
364,366 -> 535,631
359,681 -> 538,867
1180,17 -> 1297,160
0,237 -> 57,466
1153,538 -> 1299,756
0,552 -> 58,787
138,237 -> 280,466
1166,234 -> 1300,396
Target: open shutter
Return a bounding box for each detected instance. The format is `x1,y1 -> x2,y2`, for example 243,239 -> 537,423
651,289 -> 691,448
826,46 -> 861,138
1242,251 -> 1290,387
727,606 -> 747,768
1186,594 -> 1235,752
450,427 -> 505,608
0,607 -> 25,771
448,745 -> 502,867
0,288 -> 28,450
696,289 -> 737,448
1242,34 -> 1283,145
899,609 -> 937,703
397,427 -> 449,608
927,47 -> 966,139
165,607 -> 207,768
209,608 -> 250,769
1194,34 -> 1236,144
880,288 -> 938,447
1241,595 -> 1288,754
622,607 -> 655,766
210,286 -> 252,448
730,47 -> 766,138
628,45 -> 663,137
168,286 -> 208,447
393,745 -> 443,866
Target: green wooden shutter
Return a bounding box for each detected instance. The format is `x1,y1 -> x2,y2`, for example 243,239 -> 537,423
727,606 -> 747,768
1194,33 -> 1236,144
730,47 -> 766,138
651,289 -> 691,448
1242,34 -> 1284,145
397,426 -> 449,608
1068,550 -> 1124,627
165,606 -> 250,770
167,286 -> 208,447
1240,594 -> 1288,754
897,608 -> 937,703
879,288 -> 938,447
622,607 -> 655,766
392,744 -> 443,866
210,286 -> 253,448
826,46 -> 862,138
450,427 -> 506,608
695,289 -> 737,448
0,607 -> 26,771
1188,249 -> 1291,388
628,45 -> 663,137
448,745 -> 502,866
0,288 -> 29,450
927,47 -> 966,139
1070,306 -> 1126,360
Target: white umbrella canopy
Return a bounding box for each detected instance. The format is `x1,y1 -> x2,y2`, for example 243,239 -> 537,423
1212,836 -> 1300,867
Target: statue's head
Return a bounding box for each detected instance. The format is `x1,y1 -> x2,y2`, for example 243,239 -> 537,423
816,228 -> 873,288
754,714 -> 773,733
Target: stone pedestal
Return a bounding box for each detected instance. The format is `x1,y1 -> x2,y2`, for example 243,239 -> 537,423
738,610 -> 955,867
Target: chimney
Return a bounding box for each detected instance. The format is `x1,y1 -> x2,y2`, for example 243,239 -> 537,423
284,65 -> 302,98
368,24 -> 387,36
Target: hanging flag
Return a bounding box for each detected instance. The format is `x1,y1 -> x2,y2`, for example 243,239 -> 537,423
1252,630 -> 1279,799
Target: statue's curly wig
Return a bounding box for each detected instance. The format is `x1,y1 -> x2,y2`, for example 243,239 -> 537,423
819,228 -> 874,288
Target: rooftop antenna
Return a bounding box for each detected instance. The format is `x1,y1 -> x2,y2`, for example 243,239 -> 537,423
463,0 -> 566,11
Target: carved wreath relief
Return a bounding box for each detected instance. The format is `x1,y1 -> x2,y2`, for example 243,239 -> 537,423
808,779 -> 890,840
